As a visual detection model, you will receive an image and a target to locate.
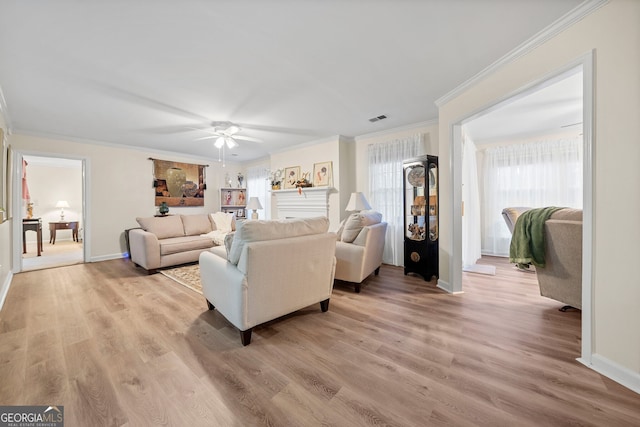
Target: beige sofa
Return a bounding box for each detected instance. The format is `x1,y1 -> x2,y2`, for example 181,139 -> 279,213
536,208 -> 583,310
199,217 -> 336,346
129,213 -> 234,274
334,211 -> 387,292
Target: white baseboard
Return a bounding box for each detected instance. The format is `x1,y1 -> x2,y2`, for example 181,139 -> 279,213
90,253 -> 127,262
436,279 -> 465,294
0,270 -> 14,313
579,354 -> 640,395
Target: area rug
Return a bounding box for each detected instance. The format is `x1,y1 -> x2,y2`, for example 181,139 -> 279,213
462,264 -> 496,276
159,264 -> 203,294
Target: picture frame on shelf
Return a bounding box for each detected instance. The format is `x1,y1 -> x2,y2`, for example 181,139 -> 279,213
313,161 -> 332,187
284,166 -> 300,189
236,208 -> 245,218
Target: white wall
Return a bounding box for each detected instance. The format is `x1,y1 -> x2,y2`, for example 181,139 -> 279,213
438,0 -> 640,376
11,133 -> 238,261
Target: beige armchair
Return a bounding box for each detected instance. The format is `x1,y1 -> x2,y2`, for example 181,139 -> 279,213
334,211 -> 387,293
536,208 -> 583,310
199,217 -> 337,345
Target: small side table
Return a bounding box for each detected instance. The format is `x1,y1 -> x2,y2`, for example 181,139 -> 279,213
49,221 -> 79,244
23,218 -> 43,256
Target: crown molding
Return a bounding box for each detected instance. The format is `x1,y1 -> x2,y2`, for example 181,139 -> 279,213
354,119 -> 438,141
434,0 -> 609,108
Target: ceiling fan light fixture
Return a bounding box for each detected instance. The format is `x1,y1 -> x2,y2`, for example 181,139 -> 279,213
226,137 -> 238,149
215,136 -> 225,148
226,125 -> 240,135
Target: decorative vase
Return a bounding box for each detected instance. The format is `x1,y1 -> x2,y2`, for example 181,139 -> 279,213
159,202 -> 169,215
166,168 -> 186,197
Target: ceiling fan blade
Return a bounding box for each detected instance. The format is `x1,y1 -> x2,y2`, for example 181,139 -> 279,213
195,135 -> 218,141
233,135 -> 263,143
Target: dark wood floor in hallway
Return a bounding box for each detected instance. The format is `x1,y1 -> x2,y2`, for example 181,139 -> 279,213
0,256 -> 638,426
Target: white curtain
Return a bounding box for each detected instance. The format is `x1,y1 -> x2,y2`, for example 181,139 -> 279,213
461,133 -> 482,267
246,164 -> 270,220
482,136 -> 583,256
368,134 -> 422,266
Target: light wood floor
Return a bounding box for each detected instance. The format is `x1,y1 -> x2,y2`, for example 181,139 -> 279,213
1,257 -> 639,426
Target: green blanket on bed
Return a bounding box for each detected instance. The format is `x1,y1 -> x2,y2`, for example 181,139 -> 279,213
509,207 -> 564,268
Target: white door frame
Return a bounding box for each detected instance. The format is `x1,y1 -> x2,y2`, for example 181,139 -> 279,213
449,51 -> 595,364
11,150 -> 91,272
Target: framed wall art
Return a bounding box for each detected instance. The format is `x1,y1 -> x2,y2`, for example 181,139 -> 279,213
151,158 -> 207,207
313,161 -> 333,187
284,166 -> 300,189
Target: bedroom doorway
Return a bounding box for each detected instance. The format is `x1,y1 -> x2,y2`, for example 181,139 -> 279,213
12,152 -> 89,272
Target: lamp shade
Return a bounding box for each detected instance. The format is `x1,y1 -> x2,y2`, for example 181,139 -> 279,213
246,197 -> 263,210
345,192 -> 371,212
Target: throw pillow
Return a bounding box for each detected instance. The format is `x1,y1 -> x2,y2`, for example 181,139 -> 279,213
136,215 -> 185,239
210,212 -> 235,233
224,231 -> 235,257
335,218 -> 346,241
181,214 -> 213,236
340,210 -> 383,243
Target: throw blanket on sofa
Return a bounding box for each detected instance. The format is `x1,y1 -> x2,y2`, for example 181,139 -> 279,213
509,207 -> 564,268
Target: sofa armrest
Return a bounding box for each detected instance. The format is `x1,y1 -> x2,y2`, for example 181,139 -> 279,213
537,219 -> 583,308
335,222 -> 387,283
199,251 -> 247,328
129,229 -> 161,271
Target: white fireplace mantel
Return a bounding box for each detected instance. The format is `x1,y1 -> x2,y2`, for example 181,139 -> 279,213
272,187 -> 333,219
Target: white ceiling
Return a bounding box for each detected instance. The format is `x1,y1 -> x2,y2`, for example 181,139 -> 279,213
0,0 -> 585,162
465,68 -> 583,144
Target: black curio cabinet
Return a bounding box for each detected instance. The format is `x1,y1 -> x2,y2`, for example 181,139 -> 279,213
403,155 -> 438,281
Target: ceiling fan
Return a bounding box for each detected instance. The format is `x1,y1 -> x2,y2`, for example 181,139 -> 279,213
192,121 -> 262,149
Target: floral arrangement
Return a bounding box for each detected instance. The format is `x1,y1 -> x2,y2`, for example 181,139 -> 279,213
295,172 -> 312,188
269,169 -> 283,189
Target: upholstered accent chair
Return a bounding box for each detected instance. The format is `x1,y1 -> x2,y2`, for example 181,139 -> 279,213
334,211 -> 387,293
199,217 -> 337,346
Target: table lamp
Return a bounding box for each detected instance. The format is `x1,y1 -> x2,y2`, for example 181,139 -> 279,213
56,200 -> 69,221
345,192 -> 371,212
247,197 -> 263,220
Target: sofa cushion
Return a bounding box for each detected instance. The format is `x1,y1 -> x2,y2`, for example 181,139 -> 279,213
210,212 -> 235,233
159,235 -> 214,255
227,216 -> 330,265
341,211 -> 383,243
182,214 -> 213,236
137,215 -> 185,239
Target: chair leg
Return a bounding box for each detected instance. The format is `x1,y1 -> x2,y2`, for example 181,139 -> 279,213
240,329 -> 252,346
374,266 -> 380,275
320,298 -> 330,312
206,299 -> 214,310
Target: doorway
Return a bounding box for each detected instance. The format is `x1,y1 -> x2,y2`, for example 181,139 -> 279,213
13,153 -> 88,271
450,54 -> 594,363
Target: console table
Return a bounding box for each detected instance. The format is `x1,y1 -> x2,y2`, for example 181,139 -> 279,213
49,221 -> 79,244
23,218 -> 43,256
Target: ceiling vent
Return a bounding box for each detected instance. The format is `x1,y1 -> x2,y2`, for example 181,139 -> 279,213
369,114 -> 387,123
